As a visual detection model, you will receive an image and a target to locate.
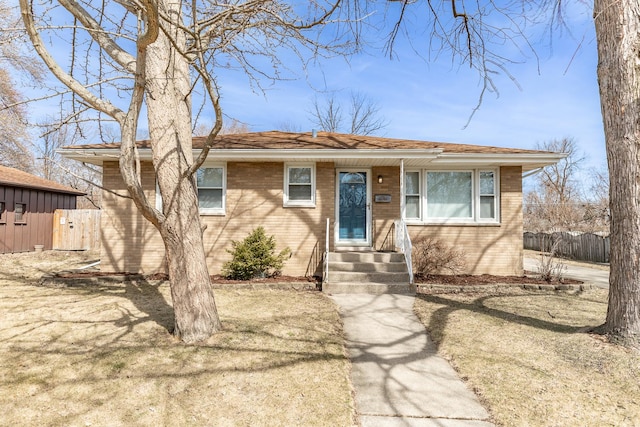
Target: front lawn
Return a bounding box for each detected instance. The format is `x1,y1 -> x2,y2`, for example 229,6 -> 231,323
0,251 -> 355,426
414,288 -> 640,426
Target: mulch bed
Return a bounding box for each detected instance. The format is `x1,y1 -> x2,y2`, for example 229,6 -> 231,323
415,273 -> 582,286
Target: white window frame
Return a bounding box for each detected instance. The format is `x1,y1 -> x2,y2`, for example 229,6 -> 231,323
403,168 -> 500,224
477,169 -> 499,223
284,163 -> 316,207
425,170 -> 474,222
404,170 -> 422,220
197,163 -> 226,215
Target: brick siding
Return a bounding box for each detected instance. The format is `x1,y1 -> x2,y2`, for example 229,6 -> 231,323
100,163 -> 523,276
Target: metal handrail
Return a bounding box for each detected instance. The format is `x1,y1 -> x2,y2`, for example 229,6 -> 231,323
323,218 -> 330,283
395,219 -> 414,284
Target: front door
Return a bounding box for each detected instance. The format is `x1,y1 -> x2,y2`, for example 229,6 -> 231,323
336,169 -> 371,246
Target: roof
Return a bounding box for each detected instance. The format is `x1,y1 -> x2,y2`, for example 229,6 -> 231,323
0,165 -> 85,196
59,130 -> 566,171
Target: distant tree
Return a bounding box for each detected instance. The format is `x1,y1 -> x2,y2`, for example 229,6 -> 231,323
524,138 -> 590,232
310,91 -> 388,135
277,121 -> 302,133
0,0 -> 41,172
37,121 -> 102,208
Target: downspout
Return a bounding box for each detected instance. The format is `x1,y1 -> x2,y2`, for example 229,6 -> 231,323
522,167 -> 544,179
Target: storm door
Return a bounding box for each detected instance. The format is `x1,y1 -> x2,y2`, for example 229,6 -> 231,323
336,170 -> 371,246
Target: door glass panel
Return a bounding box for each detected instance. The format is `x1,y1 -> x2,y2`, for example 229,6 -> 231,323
339,172 -> 367,241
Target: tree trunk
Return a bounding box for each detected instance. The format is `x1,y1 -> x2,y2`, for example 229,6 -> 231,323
594,0 -> 640,345
145,0 -> 221,342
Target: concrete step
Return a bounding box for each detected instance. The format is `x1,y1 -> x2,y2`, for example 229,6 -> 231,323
328,271 -> 411,284
329,252 -> 405,263
330,261 -> 408,273
323,282 -> 416,295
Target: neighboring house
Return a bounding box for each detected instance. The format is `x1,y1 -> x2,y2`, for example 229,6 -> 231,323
0,165 -> 85,253
59,131 -> 564,277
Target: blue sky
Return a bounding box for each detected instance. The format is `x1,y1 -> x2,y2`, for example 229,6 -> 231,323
210,1 -> 604,175
19,0 -> 604,181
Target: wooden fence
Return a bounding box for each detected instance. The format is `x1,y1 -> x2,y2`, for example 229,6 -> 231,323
524,231 -> 610,263
53,209 -> 101,251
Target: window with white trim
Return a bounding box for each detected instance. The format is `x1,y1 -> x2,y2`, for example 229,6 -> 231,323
426,171 -> 473,219
197,166 -> 226,215
479,171 -> 496,220
403,169 -> 499,223
404,171 -> 421,219
284,164 -> 315,207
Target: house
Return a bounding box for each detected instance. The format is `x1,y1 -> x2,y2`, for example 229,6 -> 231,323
0,165 -> 85,253
59,131 -> 564,280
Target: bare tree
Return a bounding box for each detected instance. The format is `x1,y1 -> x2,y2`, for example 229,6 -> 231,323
593,0 -> 640,345
37,121 -> 102,208
524,138 -> 589,232
388,0 -> 639,346
0,0 -> 42,173
19,0 -> 357,343
310,91 -> 388,135
0,69 -> 33,172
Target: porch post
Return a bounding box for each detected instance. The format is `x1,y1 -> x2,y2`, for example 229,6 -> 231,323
400,159 -> 405,219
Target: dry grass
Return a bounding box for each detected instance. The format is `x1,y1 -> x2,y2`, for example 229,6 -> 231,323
414,288 -> 640,427
0,251 -> 355,427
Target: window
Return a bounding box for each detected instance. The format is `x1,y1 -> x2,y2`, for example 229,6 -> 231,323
405,171 -> 421,219
403,169 -> 499,223
479,171 -> 496,220
0,201 -> 5,223
15,203 -> 26,223
426,171 -> 472,219
196,165 -> 225,215
284,164 -> 315,207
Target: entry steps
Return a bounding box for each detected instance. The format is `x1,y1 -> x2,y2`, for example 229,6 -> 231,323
322,251 -> 415,294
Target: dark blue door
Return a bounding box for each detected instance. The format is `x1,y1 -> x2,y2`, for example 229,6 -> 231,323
338,172 -> 367,241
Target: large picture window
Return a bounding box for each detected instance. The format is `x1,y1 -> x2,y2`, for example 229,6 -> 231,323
404,169 -> 499,223
426,171 -> 472,219
196,165 -> 225,215
284,164 -> 315,207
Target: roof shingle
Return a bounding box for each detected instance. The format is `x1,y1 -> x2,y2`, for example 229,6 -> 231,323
65,130 -> 551,155
0,165 -> 85,195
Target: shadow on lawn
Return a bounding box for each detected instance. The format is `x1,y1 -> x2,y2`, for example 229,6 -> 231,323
416,292 -> 603,348
67,276 -> 176,335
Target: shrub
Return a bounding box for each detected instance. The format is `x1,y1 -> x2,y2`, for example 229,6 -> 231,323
537,239 -> 567,282
412,236 -> 466,277
222,227 -> 291,280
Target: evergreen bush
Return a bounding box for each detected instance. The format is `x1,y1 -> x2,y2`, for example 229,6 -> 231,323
222,227 -> 291,280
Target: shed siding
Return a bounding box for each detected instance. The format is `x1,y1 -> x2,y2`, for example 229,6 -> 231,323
0,184 -> 78,253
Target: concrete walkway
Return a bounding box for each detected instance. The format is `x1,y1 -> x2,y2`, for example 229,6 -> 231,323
524,256 -> 610,289
331,294 -> 494,427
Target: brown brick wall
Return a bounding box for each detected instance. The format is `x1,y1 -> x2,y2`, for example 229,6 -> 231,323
100,162 -> 165,273
371,166 -> 400,250
200,161 -> 334,277
100,161 -> 335,276
99,162 -> 522,276
407,166 -> 523,275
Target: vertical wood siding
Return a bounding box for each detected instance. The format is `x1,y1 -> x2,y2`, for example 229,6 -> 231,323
0,185 -> 78,253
